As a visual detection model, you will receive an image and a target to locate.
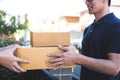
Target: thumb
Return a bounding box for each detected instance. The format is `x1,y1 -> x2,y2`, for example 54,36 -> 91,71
9,45 -> 20,56
58,45 -> 69,51
10,44 -> 20,52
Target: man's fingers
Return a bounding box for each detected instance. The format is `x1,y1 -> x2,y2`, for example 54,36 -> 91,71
47,58 -> 62,63
48,61 -> 64,67
58,45 -> 69,51
53,65 -> 65,70
48,53 -> 63,57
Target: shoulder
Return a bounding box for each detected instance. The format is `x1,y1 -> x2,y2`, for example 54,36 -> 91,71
112,21 -> 120,32
109,15 -> 120,32
109,22 -> 120,40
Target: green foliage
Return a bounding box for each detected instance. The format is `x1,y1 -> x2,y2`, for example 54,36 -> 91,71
0,38 -> 23,47
0,38 -> 16,47
0,10 -> 29,47
0,10 -> 29,36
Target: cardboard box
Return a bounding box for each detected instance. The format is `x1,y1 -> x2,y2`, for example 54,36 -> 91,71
30,32 -> 70,47
17,47 -> 76,70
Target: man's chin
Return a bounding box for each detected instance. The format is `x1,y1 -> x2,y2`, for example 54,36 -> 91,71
88,11 -> 94,14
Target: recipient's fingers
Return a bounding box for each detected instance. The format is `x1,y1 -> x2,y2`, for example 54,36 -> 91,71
11,66 -> 21,73
13,62 -> 26,73
14,57 -> 30,63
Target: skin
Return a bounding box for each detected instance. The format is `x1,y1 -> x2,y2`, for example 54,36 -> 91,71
0,44 -> 30,73
46,0 -> 120,76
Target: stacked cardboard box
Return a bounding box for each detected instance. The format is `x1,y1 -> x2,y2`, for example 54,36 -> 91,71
30,32 -> 70,47
17,32 -> 76,70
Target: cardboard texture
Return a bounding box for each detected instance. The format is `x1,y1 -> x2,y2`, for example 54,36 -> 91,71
30,32 -> 70,47
17,47 -> 76,70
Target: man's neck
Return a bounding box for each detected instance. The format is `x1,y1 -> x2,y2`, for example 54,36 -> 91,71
94,7 -> 110,21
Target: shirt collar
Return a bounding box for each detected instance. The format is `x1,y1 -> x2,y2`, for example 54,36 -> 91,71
93,13 -> 115,25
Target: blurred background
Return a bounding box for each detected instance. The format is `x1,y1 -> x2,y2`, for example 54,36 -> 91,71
0,0 -> 120,46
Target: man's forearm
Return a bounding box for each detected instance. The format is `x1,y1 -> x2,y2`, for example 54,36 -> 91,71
76,54 -> 119,76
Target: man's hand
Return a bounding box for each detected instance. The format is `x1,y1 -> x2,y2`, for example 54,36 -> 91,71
0,44 -> 30,73
46,45 -> 78,70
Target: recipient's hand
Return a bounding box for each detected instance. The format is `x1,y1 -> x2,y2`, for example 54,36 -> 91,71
0,44 -> 30,73
46,45 -> 78,70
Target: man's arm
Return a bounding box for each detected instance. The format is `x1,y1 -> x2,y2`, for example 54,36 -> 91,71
76,52 -> 120,76
46,45 -> 120,76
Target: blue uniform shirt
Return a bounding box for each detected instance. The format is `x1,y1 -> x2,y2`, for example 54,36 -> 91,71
81,13 -> 120,80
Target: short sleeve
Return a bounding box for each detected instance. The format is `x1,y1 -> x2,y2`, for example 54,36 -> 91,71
107,23 -> 120,53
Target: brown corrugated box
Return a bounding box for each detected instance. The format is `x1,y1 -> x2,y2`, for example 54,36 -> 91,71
30,32 -> 70,47
17,47 -> 76,70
